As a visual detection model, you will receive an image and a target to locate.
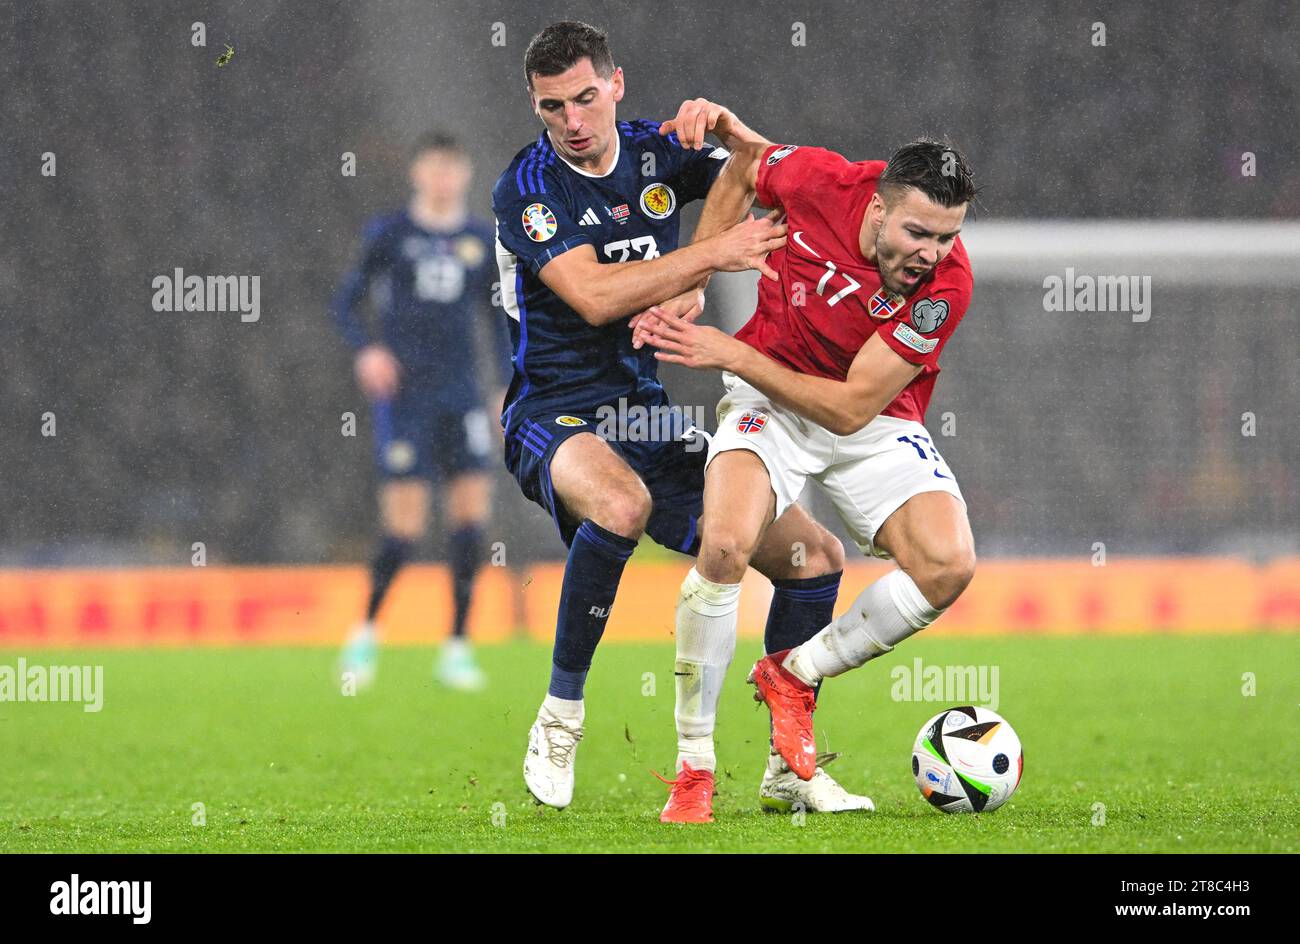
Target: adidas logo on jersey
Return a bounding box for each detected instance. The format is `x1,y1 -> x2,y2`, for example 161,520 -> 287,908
579,208 -> 601,226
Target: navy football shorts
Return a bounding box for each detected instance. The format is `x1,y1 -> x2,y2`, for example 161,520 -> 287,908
504,409 -> 705,553
372,376 -> 492,480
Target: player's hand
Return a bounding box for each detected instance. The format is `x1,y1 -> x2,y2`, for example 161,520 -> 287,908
710,209 -> 786,280
630,287 -> 705,350
660,98 -> 734,150
640,310 -> 743,372
355,344 -> 400,401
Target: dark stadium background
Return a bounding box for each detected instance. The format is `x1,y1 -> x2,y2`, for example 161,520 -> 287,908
4,0 -> 1297,566
0,0 -> 1296,866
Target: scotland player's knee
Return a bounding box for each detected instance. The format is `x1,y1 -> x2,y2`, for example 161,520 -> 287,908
808,528 -> 846,577
758,521 -> 843,581
589,484 -> 652,539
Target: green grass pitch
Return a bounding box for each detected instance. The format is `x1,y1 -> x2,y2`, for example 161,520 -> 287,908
1,635 -> 1295,853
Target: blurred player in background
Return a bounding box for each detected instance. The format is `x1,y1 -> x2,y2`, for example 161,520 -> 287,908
494,21 -> 852,816
640,137 -> 978,818
332,130 -> 512,691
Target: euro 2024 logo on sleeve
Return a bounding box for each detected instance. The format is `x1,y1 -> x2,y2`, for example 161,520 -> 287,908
522,203 -> 557,242
910,298 -> 949,334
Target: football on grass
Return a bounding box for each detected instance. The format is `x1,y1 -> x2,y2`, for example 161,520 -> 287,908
912,706 -> 1023,813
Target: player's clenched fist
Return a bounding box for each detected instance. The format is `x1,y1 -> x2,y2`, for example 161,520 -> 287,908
354,343 -> 401,401
660,98 -> 735,150
708,209 -> 787,280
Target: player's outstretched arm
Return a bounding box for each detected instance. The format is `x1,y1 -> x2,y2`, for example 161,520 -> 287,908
630,140 -> 775,347
642,315 -> 921,436
537,210 -> 786,327
690,139 -> 772,251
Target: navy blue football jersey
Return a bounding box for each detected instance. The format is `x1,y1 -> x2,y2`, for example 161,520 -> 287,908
492,119 -> 730,429
331,210 -> 512,407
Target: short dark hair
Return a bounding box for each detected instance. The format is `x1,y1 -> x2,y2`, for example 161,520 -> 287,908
878,139 -> 978,208
524,21 -> 614,87
409,130 -> 464,162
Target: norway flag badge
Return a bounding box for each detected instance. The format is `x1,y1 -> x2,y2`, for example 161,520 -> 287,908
737,410 -> 767,434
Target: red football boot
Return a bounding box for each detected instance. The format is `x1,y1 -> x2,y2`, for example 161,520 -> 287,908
748,649 -> 818,780
656,763 -> 716,823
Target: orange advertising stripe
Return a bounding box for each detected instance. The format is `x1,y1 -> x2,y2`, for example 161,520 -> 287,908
0,557 -> 1295,648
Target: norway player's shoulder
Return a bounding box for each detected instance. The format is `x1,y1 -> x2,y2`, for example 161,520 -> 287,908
908,247 -> 973,332
761,143 -> 851,172
757,144 -> 867,209
882,245 -> 973,366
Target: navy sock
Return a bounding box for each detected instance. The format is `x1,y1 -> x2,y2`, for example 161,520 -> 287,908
764,570 -> 842,700
548,519 -> 637,700
448,524 -> 484,638
366,535 -> 413,621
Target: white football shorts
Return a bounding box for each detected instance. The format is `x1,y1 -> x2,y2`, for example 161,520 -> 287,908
706,371 -> 966,558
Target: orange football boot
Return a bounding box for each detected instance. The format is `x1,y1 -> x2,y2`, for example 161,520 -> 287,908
748,649 -> 818,780
656,763 -> 716,823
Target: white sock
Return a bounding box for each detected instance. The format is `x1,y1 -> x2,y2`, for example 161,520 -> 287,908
785,569 -> 941,687
542,693 -> 584,724
674,567 -> 741,773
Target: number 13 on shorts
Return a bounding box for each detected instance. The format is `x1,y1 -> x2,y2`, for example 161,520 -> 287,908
896,433 -> 954,480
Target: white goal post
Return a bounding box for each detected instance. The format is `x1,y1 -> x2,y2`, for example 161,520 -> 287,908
961,220 -> 1300,286
711,219 -> 1300,327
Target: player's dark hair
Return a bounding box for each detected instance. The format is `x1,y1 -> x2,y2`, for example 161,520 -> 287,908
410,130 -> 464,161
878,139 -> 978,208
524,21 -> 615,86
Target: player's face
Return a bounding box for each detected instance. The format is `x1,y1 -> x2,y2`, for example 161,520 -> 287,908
409,149 -> 472,206
528,58 -> 624,168
869,189 -> 967,296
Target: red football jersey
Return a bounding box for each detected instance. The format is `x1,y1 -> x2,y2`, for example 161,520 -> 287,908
736,143 -> 973,424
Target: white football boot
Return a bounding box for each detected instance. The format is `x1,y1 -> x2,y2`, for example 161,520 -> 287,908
759,750 -> 875,813
523,703 -> 584,808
